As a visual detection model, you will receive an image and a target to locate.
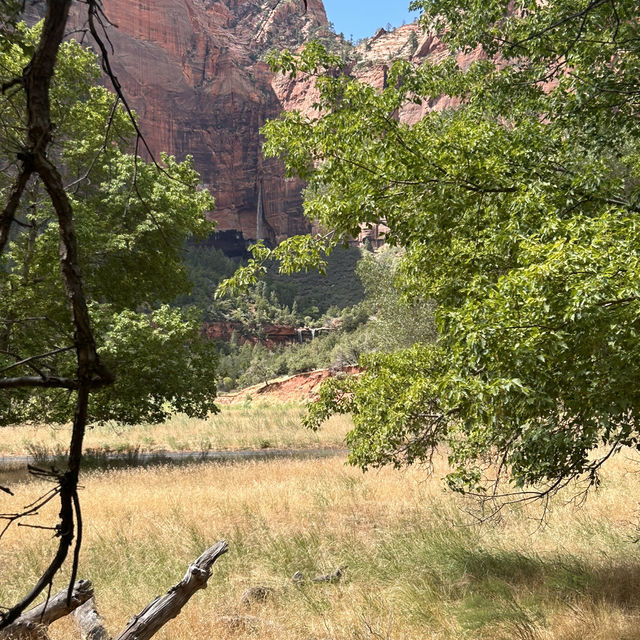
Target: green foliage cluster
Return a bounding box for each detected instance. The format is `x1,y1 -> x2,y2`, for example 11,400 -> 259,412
1,25 -> 218,425
179,243 -> 364,324
306,21 -> 354,60
261,1 -> 640,494
356,246 -> 436,352
269,244 -> 365,314
407,30 -> 419,56
217,335 -> 332,391
213,280 -> 304,330
217,246 -> 435,391
174,244 -> 239,312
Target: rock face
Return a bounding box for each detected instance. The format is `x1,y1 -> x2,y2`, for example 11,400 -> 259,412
75,0 -> 330,249
78,4 -> 474,252
217,366 -> 360,405
203,321 -> 299,348
274,22 -> 482,122
28,3 -> 477,252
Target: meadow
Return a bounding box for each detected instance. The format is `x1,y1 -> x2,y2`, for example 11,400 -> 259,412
2,406 -> 640,639
0,403 -> 349,460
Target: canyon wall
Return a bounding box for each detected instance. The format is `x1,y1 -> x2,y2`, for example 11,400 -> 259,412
76,0 -> 331,251
26,2 -> 473,253
77,3 -> 461,253
274,22 -> 480,122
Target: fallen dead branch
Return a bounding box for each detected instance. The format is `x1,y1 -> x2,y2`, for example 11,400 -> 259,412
0,541 -> 228,640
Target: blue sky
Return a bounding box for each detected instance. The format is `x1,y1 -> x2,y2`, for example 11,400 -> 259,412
322,1 -> 420,42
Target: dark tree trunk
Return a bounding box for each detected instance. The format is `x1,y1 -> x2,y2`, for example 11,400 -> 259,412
0,0 -> 113,628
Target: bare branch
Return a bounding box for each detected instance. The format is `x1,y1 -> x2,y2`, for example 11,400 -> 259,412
0,472 -> 75,627
86,1 -> 161,169
72,597 -> 109,640
0,375 -> 79,389
0,346 -> 74,375
0,581 -> 94,640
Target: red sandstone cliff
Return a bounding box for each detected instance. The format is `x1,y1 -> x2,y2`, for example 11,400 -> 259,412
70,0 -> 330,248
84,4 -> 473,250
26,3 -> 477,252
273,22 -> 482,123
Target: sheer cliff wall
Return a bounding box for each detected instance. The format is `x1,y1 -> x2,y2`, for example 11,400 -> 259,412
25,2 -> 472,252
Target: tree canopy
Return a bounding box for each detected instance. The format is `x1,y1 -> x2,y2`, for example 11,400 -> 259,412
1,22 -> 218,427
254,0 -> 640,497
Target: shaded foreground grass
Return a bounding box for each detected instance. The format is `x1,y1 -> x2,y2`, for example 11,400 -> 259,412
2,453 -> 640,639
0,404 -> 350,459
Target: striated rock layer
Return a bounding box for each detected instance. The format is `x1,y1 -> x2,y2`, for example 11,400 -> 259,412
26,2 -> 477,251
83,4 -> 472,251
75,0 -> 330,247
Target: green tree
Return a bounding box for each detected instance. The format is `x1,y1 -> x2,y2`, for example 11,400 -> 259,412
407,29 -> 418,55
356,246 -> 436,351
256,2 -> 640,498
1,23 -> 217,427
0,10 -> 217,625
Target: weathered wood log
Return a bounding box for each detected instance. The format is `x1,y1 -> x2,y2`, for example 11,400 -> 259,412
72,598 -> 109,640
0,580 -> 93,640
1,542 -> 227,640
112,540 -> 228,640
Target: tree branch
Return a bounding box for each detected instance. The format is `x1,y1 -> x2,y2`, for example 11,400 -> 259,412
0,0 -> 113,628
0,472 -> 75,628
113,541 -> 228,640
0,375 -> 79,389
505,0 -> 608,53
0,346 -> 74,375
0,581 -> 94,640
0,165 -> 32,254
72,597 -> 109,640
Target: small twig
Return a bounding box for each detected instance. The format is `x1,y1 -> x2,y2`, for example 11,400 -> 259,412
0,346 -> 74,375
17,523 -> 59,531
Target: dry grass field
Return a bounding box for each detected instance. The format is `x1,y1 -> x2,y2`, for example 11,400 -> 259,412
3,424 -> 640,639
0,404 -> 350,460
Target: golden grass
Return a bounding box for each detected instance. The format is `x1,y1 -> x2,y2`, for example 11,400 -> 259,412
2,448 -> 640,639
0,403 -> 350,458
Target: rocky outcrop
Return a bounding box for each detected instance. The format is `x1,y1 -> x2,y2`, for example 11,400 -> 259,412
274,22 -> 483,123
217,366 -> 360,405
203,321 -> 299,348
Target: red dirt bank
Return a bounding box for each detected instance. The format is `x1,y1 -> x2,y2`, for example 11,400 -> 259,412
217,367 -> 358,405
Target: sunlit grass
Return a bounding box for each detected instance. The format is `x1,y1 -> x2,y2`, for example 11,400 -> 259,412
2,451 -> 640,639
0,403 -> 350,458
